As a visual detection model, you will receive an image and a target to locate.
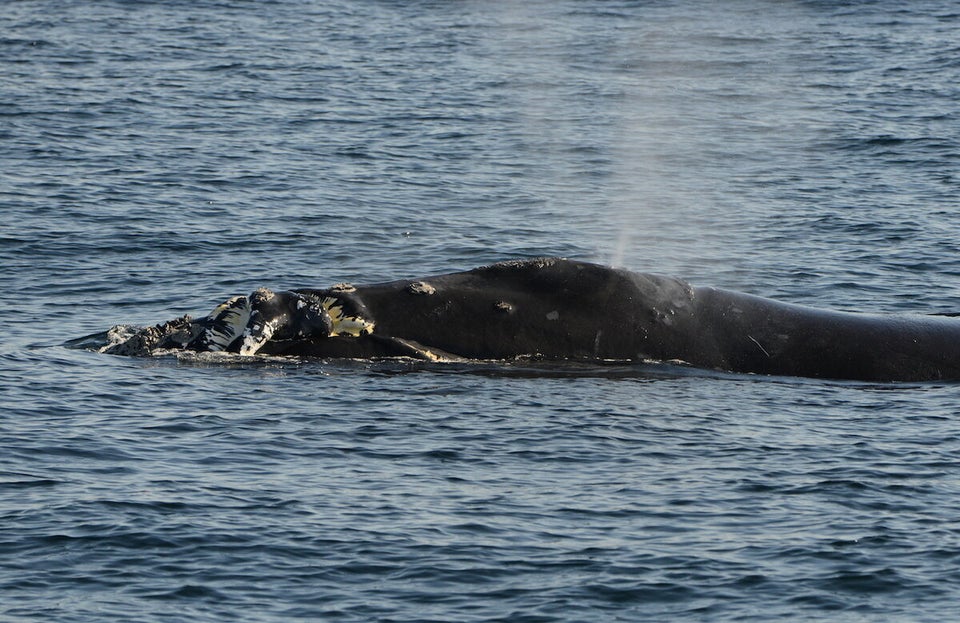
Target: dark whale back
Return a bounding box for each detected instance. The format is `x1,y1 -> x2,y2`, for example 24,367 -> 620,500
691,287 -> 960,382
288,259 -> 960,381
289,258 -> 700,362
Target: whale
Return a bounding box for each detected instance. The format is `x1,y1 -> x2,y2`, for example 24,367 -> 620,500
95,258 -> 960,382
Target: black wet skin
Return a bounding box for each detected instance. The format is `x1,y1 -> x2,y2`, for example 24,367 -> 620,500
107,258 -> 960,382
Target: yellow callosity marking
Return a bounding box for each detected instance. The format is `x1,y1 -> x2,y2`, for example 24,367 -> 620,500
419,349 -> 441,362
320,297 -> 375,337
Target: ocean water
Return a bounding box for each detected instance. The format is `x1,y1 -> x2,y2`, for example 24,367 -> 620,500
3,0 -> 960,620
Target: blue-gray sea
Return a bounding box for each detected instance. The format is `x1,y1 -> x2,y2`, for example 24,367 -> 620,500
3,1 -> 960,621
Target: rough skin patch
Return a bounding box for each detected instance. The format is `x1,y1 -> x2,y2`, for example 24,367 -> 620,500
100,315 -> 196,356
406,281 -> 436,295
482,257 -> 560,271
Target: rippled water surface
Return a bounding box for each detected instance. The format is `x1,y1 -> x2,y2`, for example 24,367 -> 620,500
3,1 -> 960,621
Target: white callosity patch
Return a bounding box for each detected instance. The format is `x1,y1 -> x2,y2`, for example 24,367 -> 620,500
203,296 -> 251,351
239,318 -> 280,356
100,325 -> 140,352
239,288 -> 279,356
318,296 -> 375,337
